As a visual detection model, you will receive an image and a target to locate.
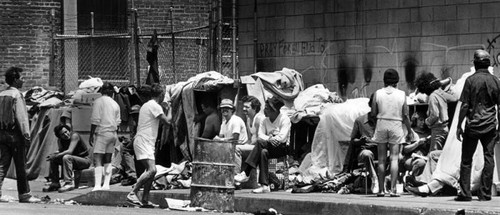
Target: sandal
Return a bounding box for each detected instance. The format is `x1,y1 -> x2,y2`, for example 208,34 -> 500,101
140,201 -> 159,208
389,193 -> 400,197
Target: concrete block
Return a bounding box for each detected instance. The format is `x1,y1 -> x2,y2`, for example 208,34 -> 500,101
294,56 -> 315,70
285,2 -> 296,16
433,5 -> 457,21
336,0 -> 356,12
335,26 -> 355,40
314,28 -> 326,41
389,8 -> 411,23
433,35 -> 458,47
295,1 -> 314,15
315,0 -> 326,13
365,10 -> 387,24
419,7 -> 434,22
470,18 -> 494,33
294,29 -> 314,42
457,4 -> 481,19
400,0 -> 419,8
378,0 -> 399,9
422,21 -> 445,36
238,5 -> 254,19
304,14 -> 324,28
421,0 -> 445,6
266,17 -> 285,30
333,12 -> 345,27
377,24 -> 399,38
285,15 -> 305,29
377,52 -> 398,67
364,25 -> 378,39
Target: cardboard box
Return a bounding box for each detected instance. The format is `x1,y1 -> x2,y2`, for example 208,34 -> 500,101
72,106 -> 92,132
80,93 -> 101,105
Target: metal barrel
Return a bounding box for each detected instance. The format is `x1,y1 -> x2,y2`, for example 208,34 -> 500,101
189,137 -> 236,212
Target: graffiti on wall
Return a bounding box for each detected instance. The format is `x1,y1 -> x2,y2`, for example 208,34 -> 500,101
257,39 -> 327,57
486,34 -> 500,67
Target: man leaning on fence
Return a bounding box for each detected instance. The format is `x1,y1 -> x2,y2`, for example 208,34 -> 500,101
234,97 -> 291,193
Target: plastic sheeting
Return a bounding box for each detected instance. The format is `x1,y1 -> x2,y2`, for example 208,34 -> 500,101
299,98 -> 370,181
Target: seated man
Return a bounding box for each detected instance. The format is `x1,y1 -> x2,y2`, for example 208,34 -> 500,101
342,95 -> 379,193
400,112 -> 431,179
234,97 -> 291,193
43,124 -> 92,192
200,99 -> 221,139
235,96 -> 265,175
214,98 -> 248,145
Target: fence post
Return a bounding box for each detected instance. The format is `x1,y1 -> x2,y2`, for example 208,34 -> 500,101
170,6 -> 176,83
49,9 -> 56,86
231,0 -> 237,79
217,0 -> 223,74
90,12 -> 95,74
131,9 -> 140,87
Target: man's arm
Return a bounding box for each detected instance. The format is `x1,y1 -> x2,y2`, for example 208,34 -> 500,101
456,79 -> 470,142
402,97 -> 413,140
201,115 -> 217,139
14,92 -> 30,140
425,94 -> 439,127
89,100 -> 101,146
48,133 -> 80,161
402,137 -> 428,154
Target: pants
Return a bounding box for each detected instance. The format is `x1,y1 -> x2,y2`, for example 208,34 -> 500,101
244,141 -> 288,186
0,131 -> 30,197
459,128 -> 496,199
49,154 -> 91,184
120,143 -> 136,179
358,148 -> 377,178
235,144 -> 254,174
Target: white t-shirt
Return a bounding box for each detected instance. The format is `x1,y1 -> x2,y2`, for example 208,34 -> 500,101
135,100 -> 164,145
248,112 -> 265,145
219,114 -> 248,145
258,113 -> 291,145
90,95 -> 121,133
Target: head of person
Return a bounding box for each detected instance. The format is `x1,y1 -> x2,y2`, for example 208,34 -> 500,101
219,98 -> 235,119
264,97 -> 284,120
137,85 -> 153,101
100,82 -> 115,97
150,83 -> 164,102
473,49 -> 491,70
201,98 -> 217,114
241,95 -> 261,117
367,93 -> 375,120
383,68 -> 399,87
5,67 -> 24,89
54,124 -> 72,141
415,72 -> 440,96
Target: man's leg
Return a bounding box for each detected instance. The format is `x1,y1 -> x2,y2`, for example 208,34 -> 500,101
235,145 -> 254,174
411,158 -> 426,176
0,143 -> 13,198
478,129 -> 496,200
12,143 -> 30,197
428,150 -> 442,173
128,159 -> 156,206
430,127 -> 448,151
61,155 -> 92,184
358,149 -> 378,193
121,144 -> 137,181
459,132 -> 479,199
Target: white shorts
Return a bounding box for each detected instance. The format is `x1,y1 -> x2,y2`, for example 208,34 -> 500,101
372,119 -> 405,145
93,131 -> 118,154
133,135 -> 155,160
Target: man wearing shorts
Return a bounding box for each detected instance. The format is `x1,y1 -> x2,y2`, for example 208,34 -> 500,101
89,82 -> 121,191
127,84 -> 170,208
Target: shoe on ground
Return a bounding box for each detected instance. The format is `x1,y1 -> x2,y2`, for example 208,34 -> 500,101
140,201 -> 159,208
406,185 -> 430,197
42,183 -> 61,192
371,180 -> 379,194
58,182 -> 75,193
234,172 -> 249,183
19,196 -> 41,203
405,175 -> 425,187
252,185 -> 270,194
126,193 -> 142,206
454,195 -> 472,202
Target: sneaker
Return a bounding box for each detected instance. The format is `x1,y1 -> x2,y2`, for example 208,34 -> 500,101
42,183 -> 61,192
126,193 -> 142,206
140,201 -> 159,208
58,183 -> 75,193
234,172 -> 249,183
19,195 -> 41,203
252,185 -> 270,194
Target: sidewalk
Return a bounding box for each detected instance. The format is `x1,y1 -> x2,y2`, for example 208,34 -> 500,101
4,178 -> 500,215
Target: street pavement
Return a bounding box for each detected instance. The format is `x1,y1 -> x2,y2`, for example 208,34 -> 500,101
3,178 -> 500,215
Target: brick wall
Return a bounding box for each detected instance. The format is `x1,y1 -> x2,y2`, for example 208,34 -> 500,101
237,0 -> 500,98
0,0 -> 61,89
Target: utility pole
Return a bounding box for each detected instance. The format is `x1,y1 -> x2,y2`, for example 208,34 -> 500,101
132,9 -> 140,87
231,0 -> 237,79
170,5 -> 176,83
49,8 -> 56,86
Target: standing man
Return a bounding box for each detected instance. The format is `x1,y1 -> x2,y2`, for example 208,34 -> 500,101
234,97 -> 291,193
89,82 -> 121,191
43,124 -> 91,192
0,67 -> 41,203
455,49 -> 500,201
127,84 -> 170,208
234,96 -> 265,174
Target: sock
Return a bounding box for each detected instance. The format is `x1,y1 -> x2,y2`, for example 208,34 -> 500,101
418,184 -> 430,193
243,166 -> 252,176
93,166 -> 103,190
102,164 -> 112,189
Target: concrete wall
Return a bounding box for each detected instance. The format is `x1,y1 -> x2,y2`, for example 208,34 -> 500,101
237,0 -> 500,97
0,0 -> 61,89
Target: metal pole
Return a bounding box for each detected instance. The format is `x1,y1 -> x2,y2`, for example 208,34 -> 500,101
170,6 -> 176,83
132,9 -> 141,87
217,0 -> 223,74
49,9 -> 56,87
90,12 -> 95,73
207,1 -> 213,71
253,0 -> 258,73
231,0 -> 237,79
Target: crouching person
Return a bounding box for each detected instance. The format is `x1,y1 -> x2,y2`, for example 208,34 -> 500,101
43,124 -> 91,192
234,97 -> 291,193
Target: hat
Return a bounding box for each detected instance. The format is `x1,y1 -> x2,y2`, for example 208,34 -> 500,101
473,49 -> 490,61
383,69 -> 399,84
219,99 -> 234,109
